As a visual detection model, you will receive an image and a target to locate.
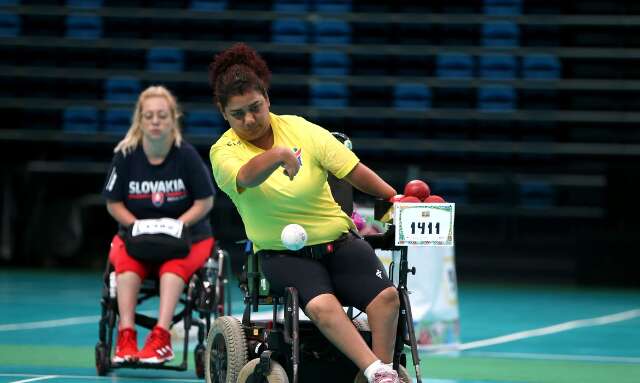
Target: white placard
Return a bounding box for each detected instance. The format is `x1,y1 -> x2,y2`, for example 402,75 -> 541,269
132,218 -> 184,239
394,203 -> 455,246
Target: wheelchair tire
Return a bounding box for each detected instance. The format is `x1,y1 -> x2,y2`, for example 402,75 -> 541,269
95,341 -> 109,376
353,365 -> 411,383
205,316 -> 247,383
195,344 -> 205,379
236,358 -> 289,383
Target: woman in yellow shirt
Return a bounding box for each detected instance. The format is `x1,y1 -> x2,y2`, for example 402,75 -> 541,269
209,43 -> 400,383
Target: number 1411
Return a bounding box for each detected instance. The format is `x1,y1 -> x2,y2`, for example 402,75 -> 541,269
410,221 -> 440,235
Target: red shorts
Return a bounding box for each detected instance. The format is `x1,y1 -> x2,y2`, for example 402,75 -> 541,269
108,234 -> 215,283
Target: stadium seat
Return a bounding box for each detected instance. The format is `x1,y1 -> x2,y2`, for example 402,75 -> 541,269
518,180 -> 555,207
62,106 -> 100,133
65,14 -> 102,39
309,82 -> 349,108
146,47 -> 185,72
272,0 -> 310,12
481,21 -> 519,47
313,19 -> 351,44
271,18 -> 308,44
311,50 -> 350,76
522,54 -> 561,79
483,0 -> 522,15
479,54 -> 517,79
478,85 -> 516,111
0,12 -> 20,37
189,0 -> 227,10
103,109 -> 132,134
313,0 -> 352,12
393,83 -> 432,111
104,77 -> 141,103
185,110 -> 225,136
435,53 -> 474,78
432,178 -> 470,204
66,0 -> 104,8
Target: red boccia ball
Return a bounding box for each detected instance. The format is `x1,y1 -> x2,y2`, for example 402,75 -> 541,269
424,195 -> 445,203
389,194 -> 405,203
399,196 -> 421,203
404,180 -> 431,201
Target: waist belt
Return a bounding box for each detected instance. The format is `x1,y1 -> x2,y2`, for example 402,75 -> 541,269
258,232 -> 352,261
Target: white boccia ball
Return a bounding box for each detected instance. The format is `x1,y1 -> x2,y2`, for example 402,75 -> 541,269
281,224 -> 307,251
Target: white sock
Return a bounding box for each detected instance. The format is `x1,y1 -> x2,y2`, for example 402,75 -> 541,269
385,362 -> 393,370
364,360 -> 383,382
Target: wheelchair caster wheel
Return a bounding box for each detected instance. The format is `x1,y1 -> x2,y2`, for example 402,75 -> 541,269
95,341 -> 109,376
237,358 -> 289,383
195,344 -> 205,379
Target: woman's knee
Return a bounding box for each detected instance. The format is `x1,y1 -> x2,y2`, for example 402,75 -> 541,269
370,287 -> 400,312
304,294 -> 341,325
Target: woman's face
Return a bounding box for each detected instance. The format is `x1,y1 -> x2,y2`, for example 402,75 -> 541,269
140,96 -> 174,142
221,90 -> 271,142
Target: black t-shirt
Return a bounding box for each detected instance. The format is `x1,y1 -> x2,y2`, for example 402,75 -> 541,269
102,141 -> 215,241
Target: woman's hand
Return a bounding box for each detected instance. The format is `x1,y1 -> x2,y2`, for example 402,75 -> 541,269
278,146 -> 300,180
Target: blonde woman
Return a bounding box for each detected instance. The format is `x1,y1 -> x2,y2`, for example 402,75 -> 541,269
103,85 -> 215,364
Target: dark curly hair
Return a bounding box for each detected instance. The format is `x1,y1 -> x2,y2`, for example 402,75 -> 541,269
208,42 -> 272,109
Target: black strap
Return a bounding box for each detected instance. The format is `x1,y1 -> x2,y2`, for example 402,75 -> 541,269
258,232 -> 352,261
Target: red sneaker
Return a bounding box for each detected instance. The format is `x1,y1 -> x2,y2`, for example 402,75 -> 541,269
137,326 -> 174,364
113,328 -> 138,363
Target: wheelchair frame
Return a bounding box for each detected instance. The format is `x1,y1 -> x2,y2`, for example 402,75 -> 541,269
95,247 -> 231,378
205,223 -> 423,383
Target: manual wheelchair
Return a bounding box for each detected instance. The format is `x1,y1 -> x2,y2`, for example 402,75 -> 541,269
204,203 -> 424,382
95,245 -> 232,378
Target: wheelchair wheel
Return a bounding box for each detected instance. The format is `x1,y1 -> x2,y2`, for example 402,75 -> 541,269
237,358 -> 289,383
205,316 -> 247,383
95,341 -> 109,376
195,344 -> 206,379
353,365 -> 411,383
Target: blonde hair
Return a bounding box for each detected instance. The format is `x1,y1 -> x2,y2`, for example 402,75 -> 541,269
113,85 -> 183,155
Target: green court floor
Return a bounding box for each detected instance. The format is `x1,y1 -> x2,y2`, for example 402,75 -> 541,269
1,269 -> 639,383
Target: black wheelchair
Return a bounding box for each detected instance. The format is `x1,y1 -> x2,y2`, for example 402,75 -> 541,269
95,245 -> 232,378
203,135 -> 424,383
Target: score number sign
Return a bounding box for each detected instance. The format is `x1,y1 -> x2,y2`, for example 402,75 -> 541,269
394,203 -> 455,247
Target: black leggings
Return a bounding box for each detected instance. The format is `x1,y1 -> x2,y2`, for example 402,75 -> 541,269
259,233 -> 394,311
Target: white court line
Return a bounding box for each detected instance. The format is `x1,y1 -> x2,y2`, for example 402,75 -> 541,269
457,308 -> 640,351
465,351 -> 640,364
0,316 -> 100,331
0,374 -> 201,382
8,376 -> 57,383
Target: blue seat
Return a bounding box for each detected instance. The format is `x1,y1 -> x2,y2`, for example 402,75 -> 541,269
479,54 -> 517,79
271,19 -> 308,44
0,12 -> 20,37
310,82 -> 349,108
104,77 -> 141,103
483,0 -> 522,15
313,0 -> 352,12
435,53 -> 474,78
518,180 -> 555,207
146,47 -> 185,72
432,178 -> 469,204
66,0 -> 104,8
313,19 -> 351,45
273,0 -> 310,12
103,109 -> 132,134
63,106 -> 100,133
0,0 -> 20,5
65,15 -> 102,39
189,0 -> 227,10
185,110 -> 225,136
522,54 -> 561,79
481,22 -> 519,47
477,85 -> 516,111
311,51 -> 350,76
393,83 -> 431,111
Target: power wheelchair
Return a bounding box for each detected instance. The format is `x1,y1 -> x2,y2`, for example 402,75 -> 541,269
95,244 -> 232,378
204,132 -> 424,383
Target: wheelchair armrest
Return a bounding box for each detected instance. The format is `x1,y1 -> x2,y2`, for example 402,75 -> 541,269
363,224 -> 396,250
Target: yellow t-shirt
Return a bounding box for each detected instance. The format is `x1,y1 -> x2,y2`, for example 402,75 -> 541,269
210,113 -> 358,252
